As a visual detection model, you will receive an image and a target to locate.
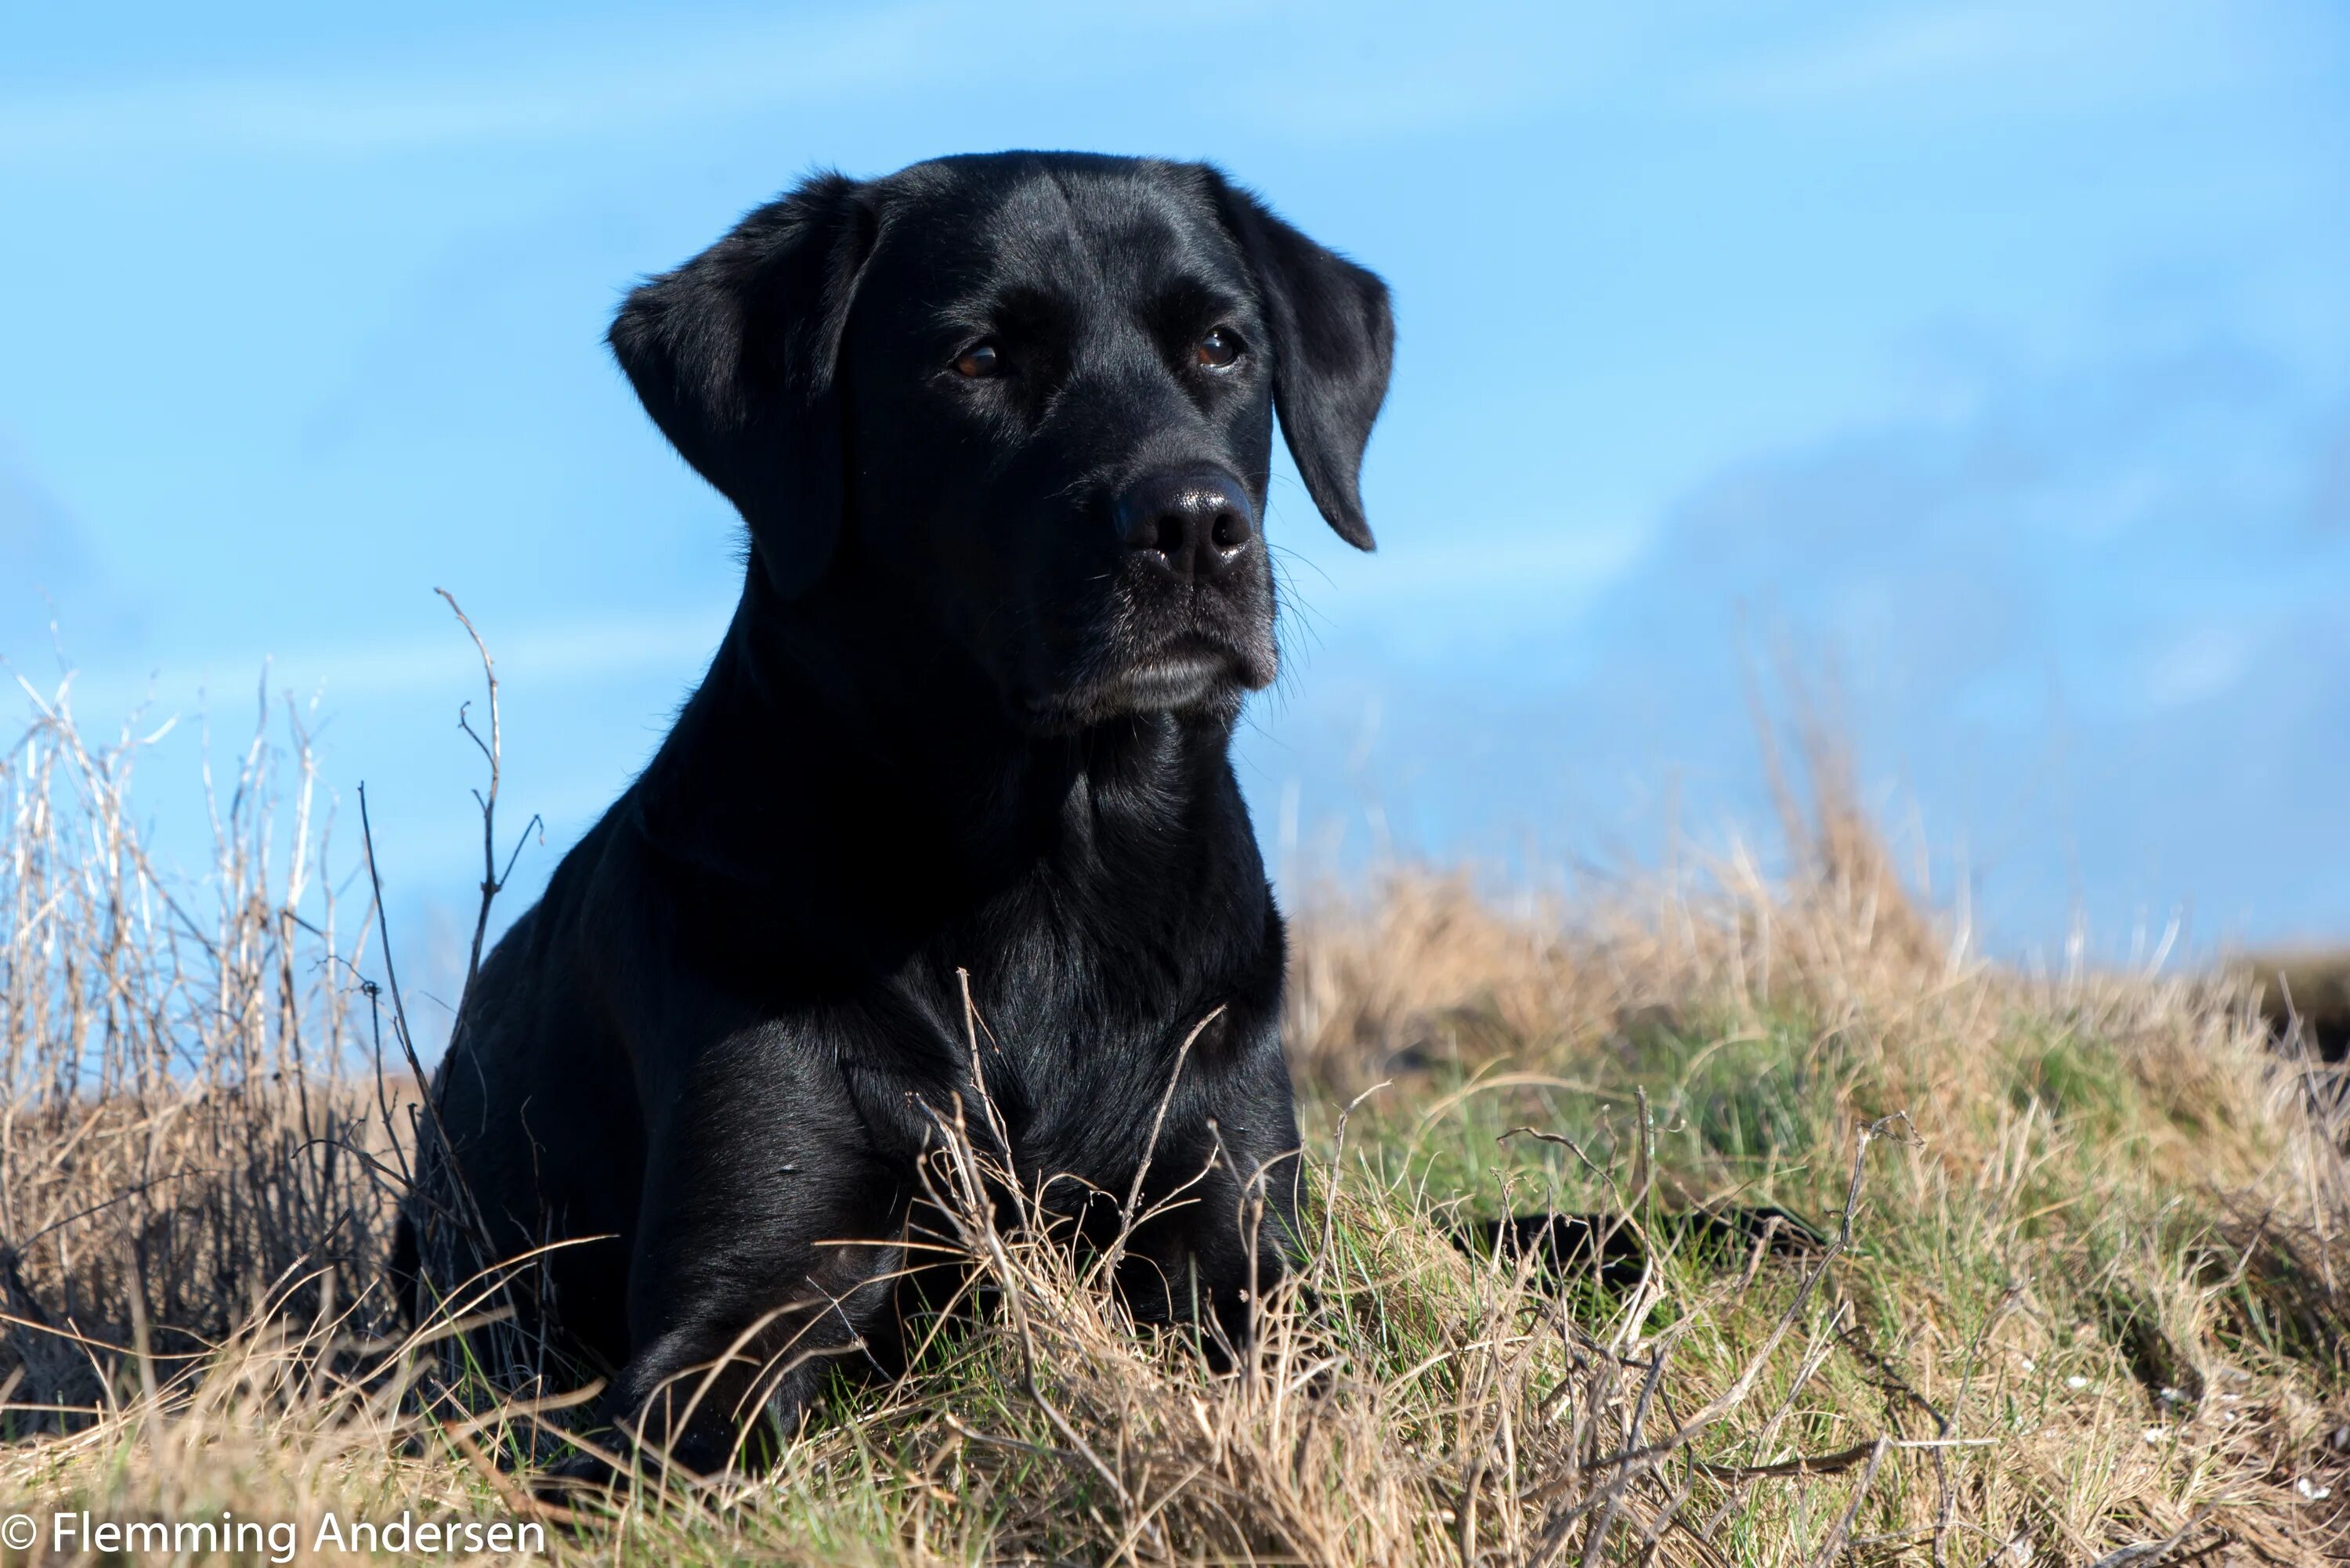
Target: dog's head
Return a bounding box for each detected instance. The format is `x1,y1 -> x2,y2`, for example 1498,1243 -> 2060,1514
609,153 -> 1391,729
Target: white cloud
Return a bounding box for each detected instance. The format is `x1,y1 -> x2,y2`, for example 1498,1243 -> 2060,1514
2143,623 -> 2257,709
0,0 -> 1591,165
1346,521 -> 1647,610
1709,8 -> 2048,102
45,599 -> 734,724
1696,0 -> 2276,113
0,2 -> 996,161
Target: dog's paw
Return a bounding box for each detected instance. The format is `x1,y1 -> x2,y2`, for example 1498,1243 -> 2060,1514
531,1445 -> 623,1508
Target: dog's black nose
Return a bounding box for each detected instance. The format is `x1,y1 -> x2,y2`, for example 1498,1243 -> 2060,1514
1115,470 -> 1255,582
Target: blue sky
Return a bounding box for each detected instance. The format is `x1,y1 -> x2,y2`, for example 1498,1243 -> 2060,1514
5,1 -> 2348,989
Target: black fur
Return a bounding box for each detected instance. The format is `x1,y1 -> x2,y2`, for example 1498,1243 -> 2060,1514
1459,1206 -> 1826,1291
395,153 -> 1392,1478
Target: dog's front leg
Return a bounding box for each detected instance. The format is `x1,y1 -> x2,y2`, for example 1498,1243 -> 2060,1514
584,1036 -> 907,1482
1115,1114 -> 1304,1364
602,1223 -> 903,1480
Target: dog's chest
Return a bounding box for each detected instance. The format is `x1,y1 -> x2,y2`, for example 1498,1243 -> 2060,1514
964,971 -> 1188,1140
935,893 -> 1242,1181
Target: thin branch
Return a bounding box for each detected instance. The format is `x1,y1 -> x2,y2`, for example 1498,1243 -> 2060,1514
433,587 -> 530,1003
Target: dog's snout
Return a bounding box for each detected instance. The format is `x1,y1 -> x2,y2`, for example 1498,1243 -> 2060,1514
1115,471 -> 1255,582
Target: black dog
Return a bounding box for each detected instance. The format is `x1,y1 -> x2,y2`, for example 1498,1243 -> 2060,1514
396,152 -> 1392,1476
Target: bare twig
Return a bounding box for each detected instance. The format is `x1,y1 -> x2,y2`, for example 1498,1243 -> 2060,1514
433,587 -> 540,1002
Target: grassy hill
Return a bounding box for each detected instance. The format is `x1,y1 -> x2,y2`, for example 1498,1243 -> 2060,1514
1,692 -> 2342,1564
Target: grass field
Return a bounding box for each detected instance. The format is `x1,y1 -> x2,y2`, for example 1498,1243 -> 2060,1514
2,685 -> 2343,1565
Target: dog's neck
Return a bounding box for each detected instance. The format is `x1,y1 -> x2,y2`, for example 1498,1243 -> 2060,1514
630,565 -> 1246,909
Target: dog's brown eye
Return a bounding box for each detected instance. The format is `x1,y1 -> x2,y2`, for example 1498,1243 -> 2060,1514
1196,327 -> 1242,369
953,341 -> 1002,379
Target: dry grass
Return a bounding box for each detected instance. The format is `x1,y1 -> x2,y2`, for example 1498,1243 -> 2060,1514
0,680 -> 2344,1565
0,678 -> 396,1407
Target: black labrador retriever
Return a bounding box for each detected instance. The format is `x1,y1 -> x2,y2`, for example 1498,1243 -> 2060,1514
396,151 -> 1390,1476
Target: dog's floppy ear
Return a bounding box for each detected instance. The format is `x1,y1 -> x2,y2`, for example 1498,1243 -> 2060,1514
609,172 -> 876,598
1207,171 -> 1394,551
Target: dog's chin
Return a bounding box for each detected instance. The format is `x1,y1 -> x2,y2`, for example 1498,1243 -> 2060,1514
1029,642 -> 1272,730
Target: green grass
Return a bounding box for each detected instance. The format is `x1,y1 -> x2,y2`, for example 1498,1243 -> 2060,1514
2,682 -> 2344,1563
